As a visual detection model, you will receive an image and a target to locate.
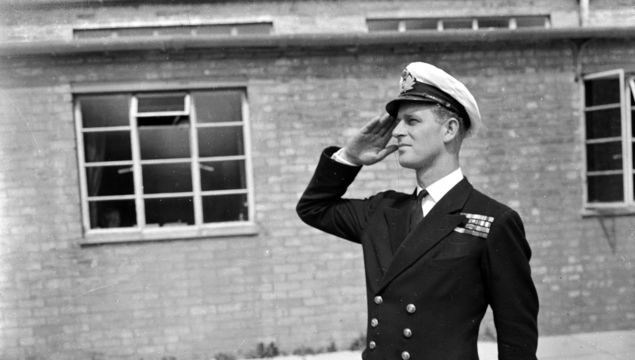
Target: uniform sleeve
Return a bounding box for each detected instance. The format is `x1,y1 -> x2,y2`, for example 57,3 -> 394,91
296,147 -> 380,243
481,209 -> 539,360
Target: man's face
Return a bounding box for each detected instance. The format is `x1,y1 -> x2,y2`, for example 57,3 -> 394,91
392,103 -> 447,170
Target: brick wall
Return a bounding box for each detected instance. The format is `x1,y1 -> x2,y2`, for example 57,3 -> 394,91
0,0 -> 596,42
2,38 -> 635,359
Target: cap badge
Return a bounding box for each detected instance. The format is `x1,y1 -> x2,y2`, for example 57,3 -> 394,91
400,69 -> 416,94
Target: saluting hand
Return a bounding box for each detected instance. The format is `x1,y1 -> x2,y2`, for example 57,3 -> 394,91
341,114 -> 399,166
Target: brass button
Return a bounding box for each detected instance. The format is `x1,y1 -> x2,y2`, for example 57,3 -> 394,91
403,328 -> 412,338
406,304 -> 416,314
369,341 -> 376,350
401,351 -> 411,360
370,318 -> 379,328
374,296 -> 383,305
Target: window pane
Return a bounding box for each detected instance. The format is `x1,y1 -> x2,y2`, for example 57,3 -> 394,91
203,194 -> 248,222
404,19 -> 437,30
515,16 -> 548,28
367,20 -> 400,32
138,122 -> 190,159
193,90 -> 243,123
137,93 -> 185,113
478,18 -> 509,29
443,18 -> 473,30
142,163 -> 192,194
89,200 -> 137,229
84,131 -> 132,162
585,78 -> 620,106
86,165 -> 134,196
585,108 -> 622,139
198,126 -> 245,157
588,175 -> 623,202
117,27 -> 156,37
200,160 -> 246,191
586,142 -> 622,171
145,197 -> 194,226
79,94 -> 130,128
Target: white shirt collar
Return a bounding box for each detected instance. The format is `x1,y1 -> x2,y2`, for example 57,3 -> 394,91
417,168 -> 464,203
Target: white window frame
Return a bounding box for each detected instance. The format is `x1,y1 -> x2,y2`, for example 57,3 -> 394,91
73,81 -> 257,244
582,69 -> 635,213
366,15 -> 550,33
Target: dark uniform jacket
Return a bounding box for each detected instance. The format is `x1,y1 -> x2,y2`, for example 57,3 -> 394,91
296,147 -> 539,360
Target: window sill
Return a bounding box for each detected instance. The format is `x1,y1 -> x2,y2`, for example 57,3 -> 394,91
80,221 -> 259,245
581,206 -> 635,218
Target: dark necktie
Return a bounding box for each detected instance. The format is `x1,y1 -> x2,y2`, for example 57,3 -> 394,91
409,189 -> 428,232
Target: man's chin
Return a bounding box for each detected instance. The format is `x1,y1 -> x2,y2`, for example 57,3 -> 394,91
397,157 -> 420,170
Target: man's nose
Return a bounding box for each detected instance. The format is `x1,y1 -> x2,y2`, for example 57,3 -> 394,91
392,119 -> 405,138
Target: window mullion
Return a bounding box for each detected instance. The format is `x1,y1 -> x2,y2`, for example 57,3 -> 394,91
130,96 -> 146,228
619,73 -> 631,204
626,77 -> 635,204
189,94 -> 204,226
75,100 -> 92,233
242,91 -> 255,223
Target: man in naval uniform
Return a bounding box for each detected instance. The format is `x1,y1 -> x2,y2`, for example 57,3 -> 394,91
296,62 -> 539,360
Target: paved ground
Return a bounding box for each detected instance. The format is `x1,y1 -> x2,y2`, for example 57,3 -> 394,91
241,330 -> 635,360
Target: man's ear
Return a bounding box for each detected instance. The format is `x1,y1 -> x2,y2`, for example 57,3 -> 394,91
443,118 -> 460,142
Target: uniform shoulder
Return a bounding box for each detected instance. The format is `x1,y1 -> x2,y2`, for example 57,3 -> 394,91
466,187 -> 519,219
367,189 -> 412,207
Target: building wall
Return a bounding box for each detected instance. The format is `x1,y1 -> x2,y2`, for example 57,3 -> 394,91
0,0 -> 588,42
1,1 -> 635,359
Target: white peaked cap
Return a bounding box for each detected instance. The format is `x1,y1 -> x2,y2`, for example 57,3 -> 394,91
385,62 -> 482,137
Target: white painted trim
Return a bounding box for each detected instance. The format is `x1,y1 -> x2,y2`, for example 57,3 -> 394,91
201,189 -> 249,196
242,90 -> 256,223
199,155 -> 247,162
71,80 -> 248,94
87,195 -> 135,201
584,103 -> 621,112
82,126 -> 130,132
626,77 -> 635,202
136,111 -> 189,117
143,192 -> 194,199
75,85 -> 256,242
139,158 -> 192,165
190,94 -> 204,226
82,222 -> 259,245
130,96 -> 146,229
73,19 -> 275,31
74,100 -> 91,232
581,69 -> 632,208
586,137 -> 623,144
197,121 -> 244,128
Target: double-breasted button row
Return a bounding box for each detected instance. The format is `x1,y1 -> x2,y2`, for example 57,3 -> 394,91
401,304 -> 414,359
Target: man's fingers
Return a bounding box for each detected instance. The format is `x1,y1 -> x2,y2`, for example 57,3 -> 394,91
377,114 -> 398,137
376,144 -> 399,161
360,114 -> 384,134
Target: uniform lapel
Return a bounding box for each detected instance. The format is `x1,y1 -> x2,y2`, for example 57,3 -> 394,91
377,178 -> 473,292
364,203 -> 410,292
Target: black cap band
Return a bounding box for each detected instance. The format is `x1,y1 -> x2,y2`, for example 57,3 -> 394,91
386,82 -> 471,130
